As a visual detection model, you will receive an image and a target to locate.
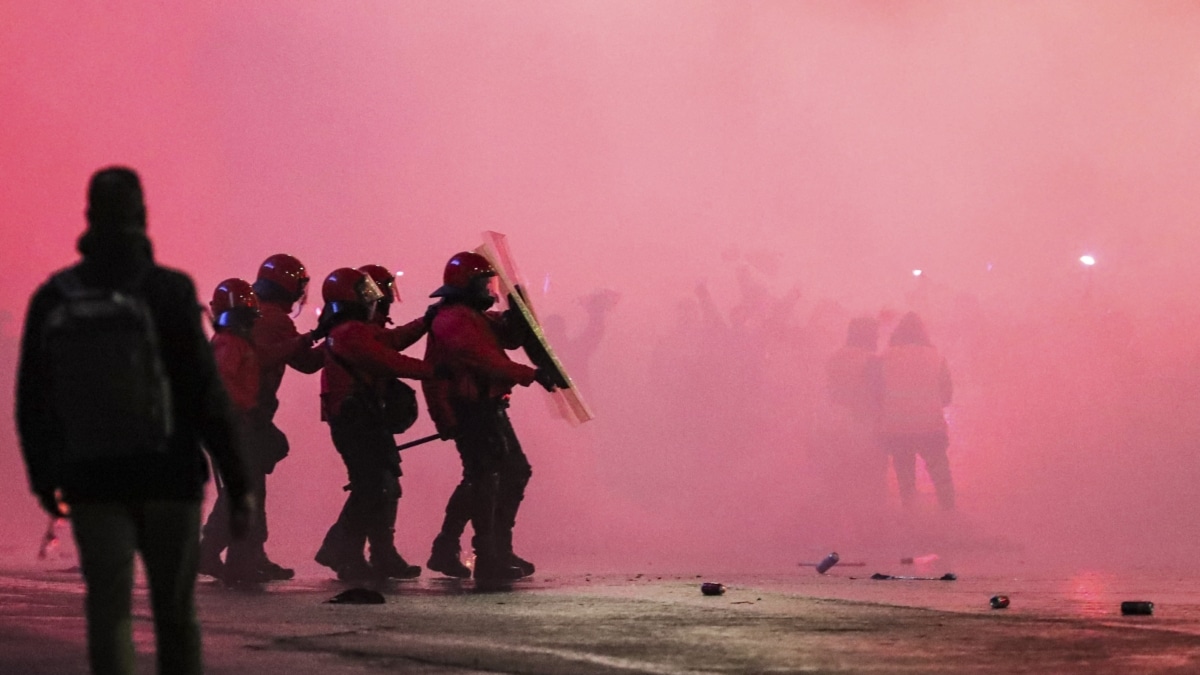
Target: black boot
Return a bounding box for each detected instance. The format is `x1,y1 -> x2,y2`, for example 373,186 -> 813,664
507,552 -> 535,578
316,546 -> 374,582
258,557 -> 295,581
427,538 -> 471,579
197,545 -> 225,580
473,555 -> 524,581
372,551 -> 422,580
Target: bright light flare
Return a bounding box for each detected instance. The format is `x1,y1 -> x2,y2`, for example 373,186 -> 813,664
912,269 -> 923,277
1079,255 -> 1096,266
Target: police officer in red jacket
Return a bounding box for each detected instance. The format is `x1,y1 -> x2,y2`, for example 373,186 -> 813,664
198,254 -> 322,582
313,267 -> 436,581
200,279 -> 270,585
422,252 -> 557,581
251,255 -> 323,576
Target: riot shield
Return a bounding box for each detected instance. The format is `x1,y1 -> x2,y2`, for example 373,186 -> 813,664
476,231 -> 595,426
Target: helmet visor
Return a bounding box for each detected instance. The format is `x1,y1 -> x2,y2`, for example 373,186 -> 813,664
356,275 -> 386,305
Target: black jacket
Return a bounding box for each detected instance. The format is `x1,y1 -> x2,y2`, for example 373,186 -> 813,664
15,229 -> 249,503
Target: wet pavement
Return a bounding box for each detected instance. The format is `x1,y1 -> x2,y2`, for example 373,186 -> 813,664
3,555 -> 1200,674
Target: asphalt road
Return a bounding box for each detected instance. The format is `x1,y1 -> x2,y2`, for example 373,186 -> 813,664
3,563 -> 1200,674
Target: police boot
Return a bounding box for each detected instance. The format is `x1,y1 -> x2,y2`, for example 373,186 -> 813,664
427,537 -> 471,579
507,552 -> 535,578
371,551 -> 422,580
315,545 -> 373,582
495,529 -> 534,578
472,555 -> 525,582
258,556 -> 295,581
223,548 -> 268,587
197,543 -> 225,580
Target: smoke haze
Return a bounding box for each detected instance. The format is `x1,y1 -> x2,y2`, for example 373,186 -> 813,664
4,1 -> 1200,573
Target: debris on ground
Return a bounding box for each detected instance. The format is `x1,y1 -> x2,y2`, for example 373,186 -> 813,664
869,572 -> 957,581
1121,601 -> 1154,616
326,588 -> 386,604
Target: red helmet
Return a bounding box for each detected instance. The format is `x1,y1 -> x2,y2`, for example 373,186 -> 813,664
357,264 -> 400,302
210,278 -> 260,327
430,251 -> 495,298
322,267 -> 385,307
255,253 -> 309,302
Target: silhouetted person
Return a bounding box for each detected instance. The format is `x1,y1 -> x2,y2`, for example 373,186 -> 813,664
423,252 -> 558,581
311,262 -> 430,577
203,279 -> 271,587
313,267 -> 434,582
16,166 -> 251,675
828,317 -> 882,424
541,288 -> 619,393
877,311 -> 955,510
824,317 -> 886,507
199,254 -> 321,582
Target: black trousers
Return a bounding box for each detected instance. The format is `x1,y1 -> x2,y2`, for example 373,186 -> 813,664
72,501 -> 202,675
200,414 -> 277,571
319,399 -> 404,565
434,399 -> 531,560
881,431 -> 955,510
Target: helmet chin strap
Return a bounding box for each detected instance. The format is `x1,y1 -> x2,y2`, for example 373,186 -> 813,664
291,291 -> 307,318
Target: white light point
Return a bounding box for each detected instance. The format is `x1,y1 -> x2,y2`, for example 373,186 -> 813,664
1079,255 -> 1096,266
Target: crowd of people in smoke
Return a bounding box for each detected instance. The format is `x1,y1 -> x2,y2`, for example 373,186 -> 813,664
8,168 -> 1200,675
631,245 -> 1200,561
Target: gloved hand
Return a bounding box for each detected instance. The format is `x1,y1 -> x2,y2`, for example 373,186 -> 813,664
533,367 -> 560,392
228,492 -> 258,540
502,295 -> 523,323
424,302 -> 442,328
311,310 -> 337,342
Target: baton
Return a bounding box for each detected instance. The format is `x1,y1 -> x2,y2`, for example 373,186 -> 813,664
395,432 -> 443,452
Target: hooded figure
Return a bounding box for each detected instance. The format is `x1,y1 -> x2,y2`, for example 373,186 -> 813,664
876,311 -> 955,509
16,166 -> 251,675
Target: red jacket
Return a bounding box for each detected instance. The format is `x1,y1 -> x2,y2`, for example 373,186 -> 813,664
321,317 -> 433,420
422,303 -> 537,434
211,331 -> 261,414
253,302 -> 323,414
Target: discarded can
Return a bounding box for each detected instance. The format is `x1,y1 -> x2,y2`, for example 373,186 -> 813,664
989,595 -> 1010,609
701,582 -> 726,596
815,552 -> 840,574
1121,601 -> 1154,616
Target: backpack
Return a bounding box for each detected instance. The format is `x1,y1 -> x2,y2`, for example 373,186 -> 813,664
326,344 -> 419,435
41,268 -> 174,462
